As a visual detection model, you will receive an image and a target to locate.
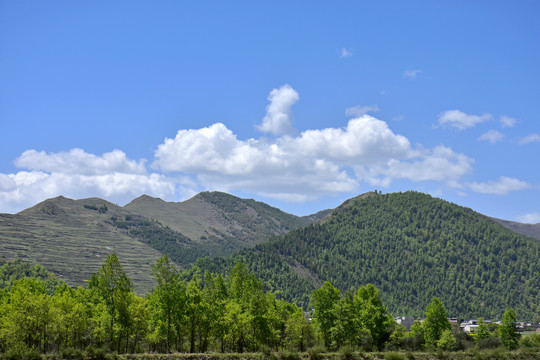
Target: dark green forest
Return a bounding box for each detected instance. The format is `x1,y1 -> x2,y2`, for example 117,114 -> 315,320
192,192 -> 540,319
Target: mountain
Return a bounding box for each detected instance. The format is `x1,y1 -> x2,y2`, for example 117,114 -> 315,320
0,196 -> 164,294
492,217 -> 540,240
124,191 -> 318,256
0,192 -> 320,293
191,191 -> 540,320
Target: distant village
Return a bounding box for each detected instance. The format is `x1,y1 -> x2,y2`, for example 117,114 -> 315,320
395,316 -> 540,334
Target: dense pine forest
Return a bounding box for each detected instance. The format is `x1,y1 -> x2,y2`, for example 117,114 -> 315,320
1,254 -> 539,359
193,192 -> 540,319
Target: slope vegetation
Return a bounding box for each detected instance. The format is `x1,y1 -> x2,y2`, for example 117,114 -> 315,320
193,191 -> 540,319
124,191 -> 316,256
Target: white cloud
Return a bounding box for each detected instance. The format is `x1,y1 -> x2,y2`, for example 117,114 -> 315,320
345,105 -> 379,117
500,115 -> 517,128
341,48 -> 352,58
437,110 -> 492,130
516,212 -> 540,224
478,129 -> 504,144
468,176 -> 531,195
15,149 -> 147,175
403,69 -> 422,79
154,115 -> 473,202
519,133 -> 540,144
0,149 -> 184,213
256,84 -> 299,136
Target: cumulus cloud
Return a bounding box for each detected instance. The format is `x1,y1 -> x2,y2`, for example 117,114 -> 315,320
15,149 -> 147,175
345,105 -> 379,117
403,69 -> 422,79
437,110 -> 492,130
256,84 -> 299,136
516,212 -> 540,224
478,130 -> 504,144
519,133 -> 540,144
468,176 -> 531,195
500,115 -> 517,128
154,115 -> 473,202
0,149 -> 184,213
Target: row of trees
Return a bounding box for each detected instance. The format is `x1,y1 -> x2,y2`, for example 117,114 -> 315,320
0,254 -> 530,356
0,254 -> 315,355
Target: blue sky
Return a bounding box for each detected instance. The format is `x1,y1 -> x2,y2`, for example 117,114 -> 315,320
1,1 -> 539,222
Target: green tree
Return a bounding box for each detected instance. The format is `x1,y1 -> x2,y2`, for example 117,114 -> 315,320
50,284 -> 91,350
284,307 -> 313,351
475,318 -> 490,343
422,297 -> 451,345
0,278 -> 52,353
185,276 -> 209,353
203,272 -> 228,352
353,283 -> 393,350
330,290 -> 358,349
437,329 -> 456,350
149,255 -> 184,352
499,307 -> 520,350
89,252 -> 133,351
126,292 -> 149,353
311,281 -> 340,349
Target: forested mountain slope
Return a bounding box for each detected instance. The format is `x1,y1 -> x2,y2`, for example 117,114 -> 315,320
193,191 -> 540,319
124,191 -> 318,256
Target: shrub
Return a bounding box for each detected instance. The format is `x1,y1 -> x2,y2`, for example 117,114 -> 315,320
59,347 -> 84,360
278,349 -> 300,360
477,335 -> 501,350
307,345 -> 326,360
338,345 -> 355,360
384,352 -> 405,360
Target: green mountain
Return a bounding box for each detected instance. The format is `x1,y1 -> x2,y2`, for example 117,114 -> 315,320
0,192 -> 319,293
192,191 -> 540,320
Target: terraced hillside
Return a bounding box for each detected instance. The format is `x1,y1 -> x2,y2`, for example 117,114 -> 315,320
0,192 -> 323,292
0,196 -> 164,293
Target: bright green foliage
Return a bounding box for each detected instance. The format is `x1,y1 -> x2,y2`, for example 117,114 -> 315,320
499,307 -> 520,350
185,276 -> 210,352
127,292 -> 149,353
88,252 -> 133,351
475,318 -> 490,343
0,278 -> 51,353
284,308 -> 313,351
437,329 -> 456,350
0,259 -> 63,293
330,291 -> 359,349
354,284 -> 393,349
148,255 -> 184,353
50,284 -> 92,350
311,281 -> 341,349
422,297 -> 451,345
311,282 -> 393,351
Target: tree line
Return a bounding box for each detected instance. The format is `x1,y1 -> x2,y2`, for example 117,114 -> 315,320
0,254 -> 537,358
